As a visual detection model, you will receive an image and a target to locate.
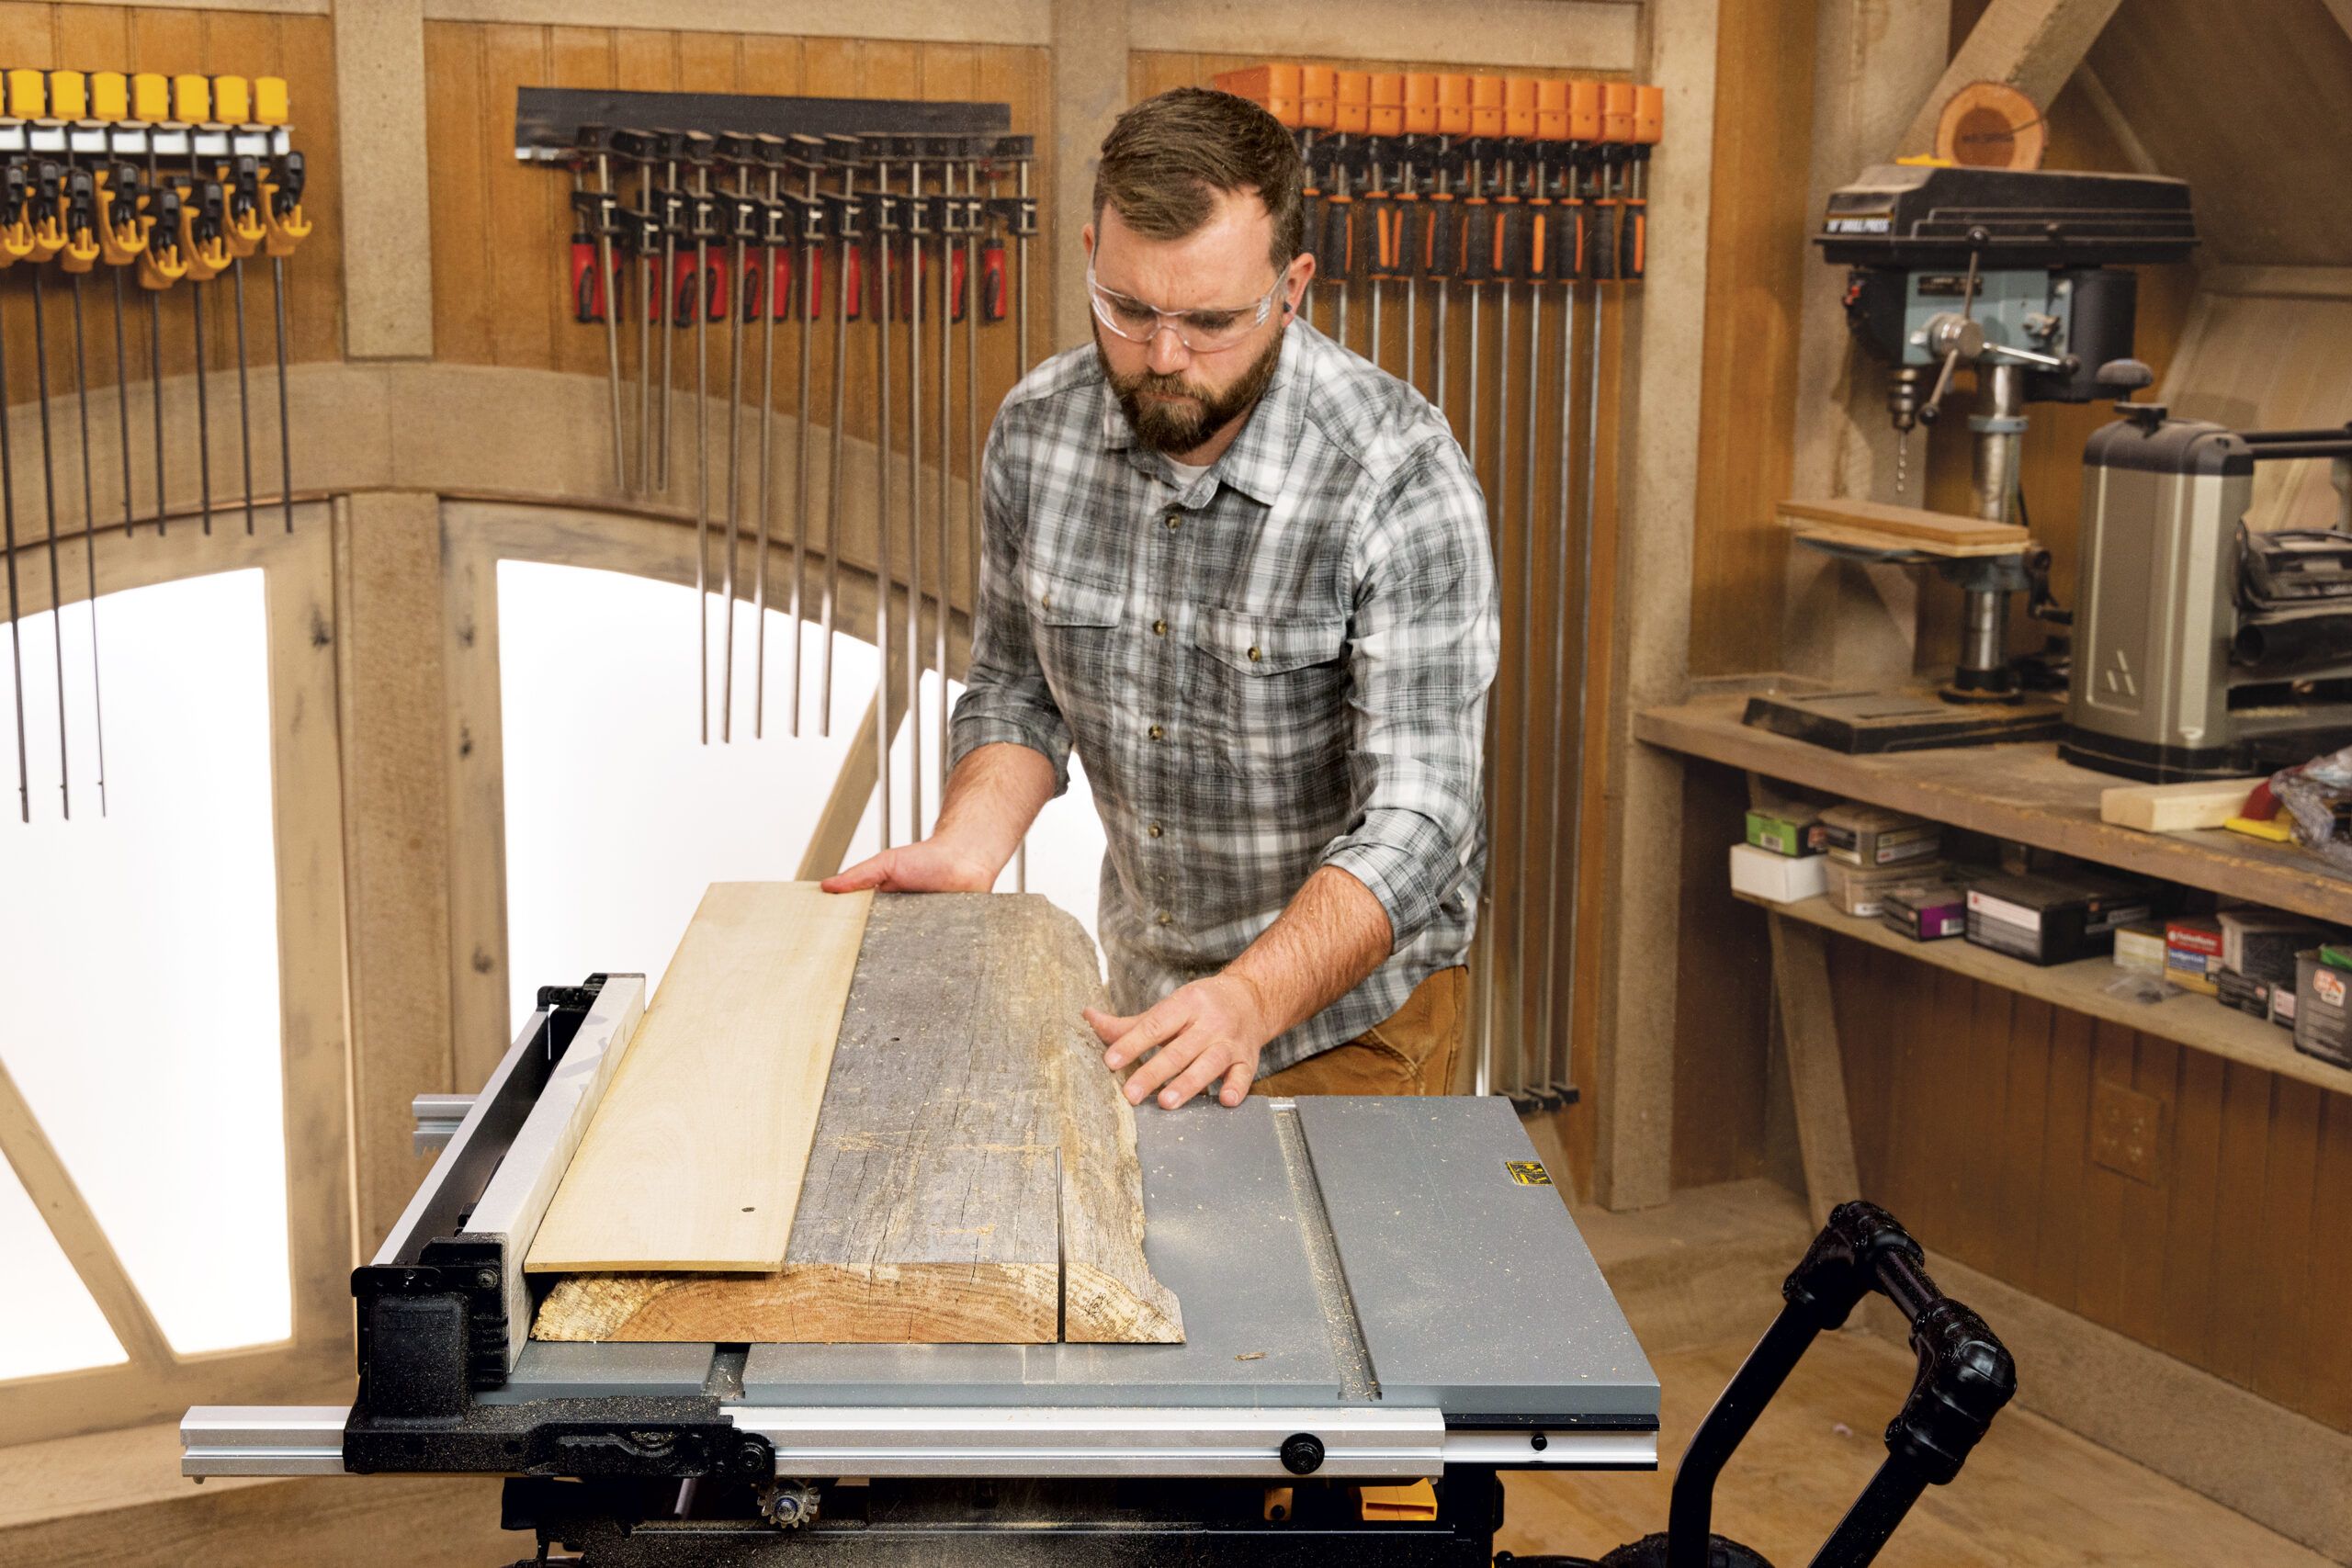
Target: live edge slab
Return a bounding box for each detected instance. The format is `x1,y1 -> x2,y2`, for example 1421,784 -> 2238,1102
533,891 -> 1184,1347
1637,694 -> 2352,927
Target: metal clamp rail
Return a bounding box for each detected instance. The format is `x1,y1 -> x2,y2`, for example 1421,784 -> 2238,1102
184,1403 -> 1657,1481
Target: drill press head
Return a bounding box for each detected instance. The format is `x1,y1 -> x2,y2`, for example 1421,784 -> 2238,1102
1820,164 -> 2198,437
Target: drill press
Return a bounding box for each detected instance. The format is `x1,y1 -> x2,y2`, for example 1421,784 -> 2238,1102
1744,163 -> 2199,753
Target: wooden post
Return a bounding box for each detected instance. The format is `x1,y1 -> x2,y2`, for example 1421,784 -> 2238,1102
1590,0 -> 1722,1209
1050,0 -> 1130,353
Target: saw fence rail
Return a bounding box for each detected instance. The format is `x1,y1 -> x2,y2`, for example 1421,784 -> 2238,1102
523,86 -> 1038,884
1216,63 -> 1661,1111
0,64 -> 311,825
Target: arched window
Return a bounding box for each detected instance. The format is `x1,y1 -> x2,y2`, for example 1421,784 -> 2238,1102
442,502 -> 1110,1064
0,514 -> 350,1446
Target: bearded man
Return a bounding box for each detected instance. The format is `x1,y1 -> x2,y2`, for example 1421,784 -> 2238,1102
827,87 -> 1498,1111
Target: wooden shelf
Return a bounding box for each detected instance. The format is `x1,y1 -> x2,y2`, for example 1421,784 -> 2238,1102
1736,891 -> 2352,1096
1638,694 -> 2352,927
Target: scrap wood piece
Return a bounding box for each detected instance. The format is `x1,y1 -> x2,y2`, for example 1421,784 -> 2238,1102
534,893 -> 1183,1345
525,883 -> 874,1274
2099,777 -> 2264,833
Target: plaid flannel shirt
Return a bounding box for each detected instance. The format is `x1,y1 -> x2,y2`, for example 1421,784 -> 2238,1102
948,320 -> 1498,1073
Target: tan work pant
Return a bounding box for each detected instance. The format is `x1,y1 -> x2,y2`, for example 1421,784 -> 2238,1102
1255,965 -> 1467,1097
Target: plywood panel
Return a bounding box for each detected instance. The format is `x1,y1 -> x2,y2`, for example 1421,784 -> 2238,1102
526,882 -> 872,1273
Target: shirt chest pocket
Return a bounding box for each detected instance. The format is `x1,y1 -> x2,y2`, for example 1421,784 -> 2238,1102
1024,566 -> 1125,693
1190,606 -> 1349,770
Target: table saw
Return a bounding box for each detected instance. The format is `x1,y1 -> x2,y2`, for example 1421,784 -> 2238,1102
182,973 -> 1659,1563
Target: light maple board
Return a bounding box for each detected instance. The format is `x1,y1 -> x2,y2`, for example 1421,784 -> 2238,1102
533,893 -> 1183,1343
1778,496 -> 2030,550
524,883 -> 873,1273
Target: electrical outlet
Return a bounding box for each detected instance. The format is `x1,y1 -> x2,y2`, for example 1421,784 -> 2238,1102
2090,1078 -> 2164,1185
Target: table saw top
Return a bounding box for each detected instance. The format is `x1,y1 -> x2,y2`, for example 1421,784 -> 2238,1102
490,1094 -> 1657,1426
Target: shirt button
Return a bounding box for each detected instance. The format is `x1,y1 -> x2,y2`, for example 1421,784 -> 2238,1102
1040,592 -> 1053,610
1148,723 -> 1166,741
1248,645 -> 1262,662
1156,910 -> 1173,926
1148,822 -> 1163,838
1164,512 -> 1182,530
1152,617 -> 1167,637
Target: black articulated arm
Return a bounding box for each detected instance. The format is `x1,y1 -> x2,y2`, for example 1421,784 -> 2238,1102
1666,1201 -> 2017,1568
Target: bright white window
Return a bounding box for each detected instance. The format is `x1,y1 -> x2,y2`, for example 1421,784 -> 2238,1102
0,570 -> 289,1378
498,561 -> 1106,1021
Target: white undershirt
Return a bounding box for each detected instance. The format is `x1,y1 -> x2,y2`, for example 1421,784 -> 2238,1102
1164,457 -> 1213,490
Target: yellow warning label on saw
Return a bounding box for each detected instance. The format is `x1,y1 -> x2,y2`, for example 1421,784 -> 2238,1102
1506,1160 -> 1553,1186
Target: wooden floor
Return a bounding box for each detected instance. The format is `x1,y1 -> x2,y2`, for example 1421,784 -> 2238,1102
1497,1317 -> 2333,1567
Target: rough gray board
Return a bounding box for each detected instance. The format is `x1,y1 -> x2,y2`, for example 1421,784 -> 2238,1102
1294,1096 -> 1659,1418
740,1097 -> 1342,1405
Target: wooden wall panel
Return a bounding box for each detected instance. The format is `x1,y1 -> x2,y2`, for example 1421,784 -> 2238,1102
420,18 -> 1054,494
1683,0 -> 1812,680
0,1 -> 345,442
2085,0 -> 2352,269
1826,940 -> 2352,1437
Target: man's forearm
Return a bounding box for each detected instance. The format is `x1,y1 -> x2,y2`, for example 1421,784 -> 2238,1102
934,741 -> 1058,875
1222,865 -> 1394,1039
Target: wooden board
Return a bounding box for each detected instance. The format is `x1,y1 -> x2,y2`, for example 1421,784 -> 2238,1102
532,893 -> 1183,1344
525,884 -> 872,1273
1778,496 -> 2030,549
2099,777 -> 2265,832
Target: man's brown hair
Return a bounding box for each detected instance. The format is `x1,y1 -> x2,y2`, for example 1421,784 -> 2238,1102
1091,87 -> 1305,272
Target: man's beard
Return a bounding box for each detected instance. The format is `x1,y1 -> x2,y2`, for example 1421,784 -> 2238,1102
1099,325 -> 1284,457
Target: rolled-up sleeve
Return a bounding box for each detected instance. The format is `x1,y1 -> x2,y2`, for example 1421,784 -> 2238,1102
1317,439 -> 1499,949
947,414 -> 1076,795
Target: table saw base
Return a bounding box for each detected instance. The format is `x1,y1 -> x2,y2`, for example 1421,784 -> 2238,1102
504,1472 -> 1510,1565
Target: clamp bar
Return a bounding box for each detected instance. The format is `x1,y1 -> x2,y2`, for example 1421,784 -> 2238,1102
410,1092 -> 474,1156
182,1405 -> 347,1476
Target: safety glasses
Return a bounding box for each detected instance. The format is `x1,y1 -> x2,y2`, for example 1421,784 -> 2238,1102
1086,262 -> 1289,353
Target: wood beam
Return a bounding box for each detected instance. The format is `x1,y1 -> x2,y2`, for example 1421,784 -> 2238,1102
1761,916 -> 1862,1228
796,626 -> 915,880
334,0 -> 434,359
337,491 -> 456,1256
0,1060 -> 175,1372
1896,0 -> 2123,157
1591,0 -> 1721,1209
1050,0 -> 1129,352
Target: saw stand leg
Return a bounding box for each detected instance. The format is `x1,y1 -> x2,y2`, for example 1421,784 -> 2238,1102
1747,773 -> 1862,1232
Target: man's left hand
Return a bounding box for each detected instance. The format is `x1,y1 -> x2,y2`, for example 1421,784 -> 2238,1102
1084,974 -> 1274,1110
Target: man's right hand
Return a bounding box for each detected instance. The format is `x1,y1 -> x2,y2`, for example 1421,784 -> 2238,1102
820,836 -> 999,895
